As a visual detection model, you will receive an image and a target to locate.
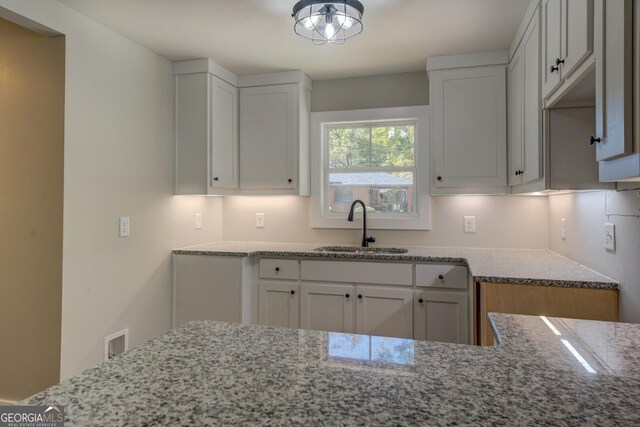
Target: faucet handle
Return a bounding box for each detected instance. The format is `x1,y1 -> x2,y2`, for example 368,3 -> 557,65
365,236 -> 376,243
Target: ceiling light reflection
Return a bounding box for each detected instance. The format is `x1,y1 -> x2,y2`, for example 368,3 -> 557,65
540,315 -> 562,336
561,339 -> 596,374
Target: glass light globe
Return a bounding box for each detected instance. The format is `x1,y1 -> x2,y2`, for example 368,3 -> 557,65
337,14 -> 353,29
302,15 -> 320,30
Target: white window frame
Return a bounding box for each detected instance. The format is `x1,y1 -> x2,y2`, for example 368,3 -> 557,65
310,106 -> 431,230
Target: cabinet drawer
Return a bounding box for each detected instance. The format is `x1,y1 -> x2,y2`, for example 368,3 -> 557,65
260,259 -> 299,280
416,265 -> 467,289
301,261 -> 412,286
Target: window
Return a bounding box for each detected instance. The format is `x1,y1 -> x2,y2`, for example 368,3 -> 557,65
326,123 -> 416,215
310,106 -> 430,230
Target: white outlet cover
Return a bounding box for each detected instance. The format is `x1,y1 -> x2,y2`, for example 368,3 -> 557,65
256,213 -> 265,228
119,216 -> 130,237
195,213 -> 202,230
604,223 -> 615,252
463,216 -> 476,233
561,219 -> 567,240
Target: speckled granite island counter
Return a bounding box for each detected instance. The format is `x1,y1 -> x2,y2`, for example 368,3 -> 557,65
173,241 -> 618,289
23,314 -> 640,425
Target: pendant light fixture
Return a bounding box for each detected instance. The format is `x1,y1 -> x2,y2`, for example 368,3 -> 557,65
292,0 -> 364,45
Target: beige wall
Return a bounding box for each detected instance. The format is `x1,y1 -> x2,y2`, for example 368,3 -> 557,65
311,72 -> 429,112
0,18 -> 64,401
222,196 -> 549,249
548,191 -> 640,323
0,0 -> 224,392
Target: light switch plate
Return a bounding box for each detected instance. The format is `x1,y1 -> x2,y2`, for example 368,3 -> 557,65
119,216 -> 130,237
463,216 -> 476,233
256,213 -> 265,228
195,213 -> 202,230
561,219 -> 567,240
604,223 -> 615,251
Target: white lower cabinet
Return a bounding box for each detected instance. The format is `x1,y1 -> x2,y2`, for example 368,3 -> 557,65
299,283 -> 413,338
355,286 -> 414,339
258,281 -> 299,329
414,290 -> 469,344
300,283 -> 354,333
253,259 -> 471,343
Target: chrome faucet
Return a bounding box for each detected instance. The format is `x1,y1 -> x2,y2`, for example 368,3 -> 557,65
347,200 -> 376,247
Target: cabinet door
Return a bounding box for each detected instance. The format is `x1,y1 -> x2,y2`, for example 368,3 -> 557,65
414,291 -> 469,344
541,0 -> 562,98
508,47 -> 523,186
240,84 -> 297,190
560,0 -> 593,79
521,7 -> 542,184
258,281 -> 299,329
595,0 -> 633,161
355,286 -> 413,339
430,66 -> 507,190
300,283 -> 355,333
210,75 -> 238,190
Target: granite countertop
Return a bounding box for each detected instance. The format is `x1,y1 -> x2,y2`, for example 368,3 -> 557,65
24,314 -> 640,425
173,241 -> 618,289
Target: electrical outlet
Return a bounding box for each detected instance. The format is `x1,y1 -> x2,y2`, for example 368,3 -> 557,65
604,223 -> 615,251
256,213 -> 265,228
463,216 -> 476,233
119,217 -> 130,237
561,219 -> 567,240
195,213 -> 202,230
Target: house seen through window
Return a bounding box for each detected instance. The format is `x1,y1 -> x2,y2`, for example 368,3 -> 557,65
325,122 -> 416,216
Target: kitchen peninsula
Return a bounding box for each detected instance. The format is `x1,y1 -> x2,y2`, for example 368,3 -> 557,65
23,313 -> 640,425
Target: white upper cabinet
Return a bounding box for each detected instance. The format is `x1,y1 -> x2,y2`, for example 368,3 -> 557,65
561,0 -> 594,79
522,10 -> 543,185
428,52 -> 508,194
509,6 -> 542,187
542,0 -> 594,100
508,48 -> 524,186
595,0 -> 634,165
210,76 -> 238,190
507,0 -> 610,192
174,59 -> 239,195
542,0 -> 563,97
238,72 -> 311,195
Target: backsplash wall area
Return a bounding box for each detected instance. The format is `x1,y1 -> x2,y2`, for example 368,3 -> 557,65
223,191 -> 640,324
548,190 -> 640,323
222,195 -> 549,249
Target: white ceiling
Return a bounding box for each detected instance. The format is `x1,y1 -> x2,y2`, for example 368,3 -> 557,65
58,0 -> 530,80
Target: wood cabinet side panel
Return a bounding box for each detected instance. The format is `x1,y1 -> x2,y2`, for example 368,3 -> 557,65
479,282 -> 619,346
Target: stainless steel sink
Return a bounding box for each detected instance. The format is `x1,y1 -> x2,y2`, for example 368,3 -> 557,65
314,246 -> 408,254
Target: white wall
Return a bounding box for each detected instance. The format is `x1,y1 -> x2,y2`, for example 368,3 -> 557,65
223,195 -> 549,249
0,0 -> 223,380
548,190 -> 640,323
